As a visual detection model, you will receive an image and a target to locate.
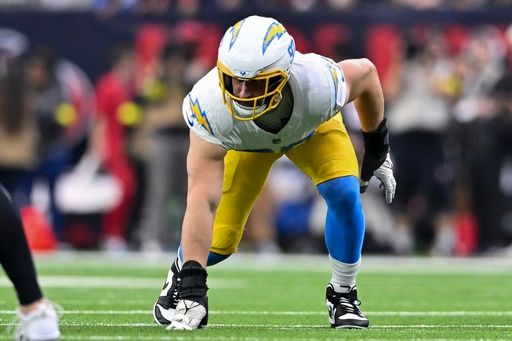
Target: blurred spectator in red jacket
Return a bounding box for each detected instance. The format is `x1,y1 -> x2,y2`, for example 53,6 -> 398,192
93,43 -> 138,251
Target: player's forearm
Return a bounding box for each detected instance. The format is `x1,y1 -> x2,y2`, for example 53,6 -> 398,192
354,63 -> 385,133
181,177 -> 222,267
180,202 -> 215,268
340,59 -> 385,132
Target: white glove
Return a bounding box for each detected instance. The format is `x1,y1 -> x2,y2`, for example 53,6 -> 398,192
360,152 -> 396,204
167,299 -> 207,331
359,117 -> 396,204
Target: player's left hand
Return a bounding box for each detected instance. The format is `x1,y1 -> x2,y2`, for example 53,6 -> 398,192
359,118 -> 396,204
360,152 -> 396,204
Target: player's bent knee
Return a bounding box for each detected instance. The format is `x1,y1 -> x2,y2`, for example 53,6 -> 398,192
210,225 -> 243,259
334,184 -> 360,210
318,176 -> 364,263
318,176 -> 361,210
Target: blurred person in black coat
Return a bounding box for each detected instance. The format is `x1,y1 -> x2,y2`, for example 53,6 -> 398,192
0,183 -> 60,340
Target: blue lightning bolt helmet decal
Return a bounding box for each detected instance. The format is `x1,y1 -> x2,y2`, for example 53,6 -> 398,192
262,22 -> 287,55
229,19 -> 245,50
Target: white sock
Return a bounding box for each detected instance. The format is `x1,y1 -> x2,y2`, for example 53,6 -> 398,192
329,256 -> 360,293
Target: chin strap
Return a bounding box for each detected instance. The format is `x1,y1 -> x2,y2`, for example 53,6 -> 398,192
232,100 -> 268,119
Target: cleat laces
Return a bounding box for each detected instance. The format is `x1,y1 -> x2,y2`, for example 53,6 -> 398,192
337,295 -> 363,316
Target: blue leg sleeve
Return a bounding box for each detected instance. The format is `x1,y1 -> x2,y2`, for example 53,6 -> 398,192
317,176 -> 365,264
177,245 -> 231,267
207,252 -> 231,266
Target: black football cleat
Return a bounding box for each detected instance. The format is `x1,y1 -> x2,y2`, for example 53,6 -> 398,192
153,259 -> 180,325
325,284 -> 369,329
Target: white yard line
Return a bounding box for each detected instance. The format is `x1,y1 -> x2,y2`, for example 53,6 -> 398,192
28,252 -> 512,273
1,321 -> 510,341
0,337 -> 341,341
0,299 -> 151,305
0,335 -> 400,341
1,310 -> 512,316
0,276 -> 239,288
0,322 -> 511,329
0,332 -> 508,341
0,336 -> 510,341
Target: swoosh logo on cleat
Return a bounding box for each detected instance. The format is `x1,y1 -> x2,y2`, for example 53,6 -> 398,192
183,301 -> 199,314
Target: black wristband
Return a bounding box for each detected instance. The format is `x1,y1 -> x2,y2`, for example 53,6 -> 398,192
361,117 -> 389,154
178,260 -> 208,299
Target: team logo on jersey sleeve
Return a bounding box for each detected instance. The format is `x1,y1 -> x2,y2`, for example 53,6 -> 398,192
327,63 -> 339,103
229,19 -> 245,50
189,96 -> 213,135
262,22 -> 286,55
323,57 -> 341,108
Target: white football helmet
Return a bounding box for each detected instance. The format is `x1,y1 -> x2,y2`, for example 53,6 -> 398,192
217,15 -> 295,120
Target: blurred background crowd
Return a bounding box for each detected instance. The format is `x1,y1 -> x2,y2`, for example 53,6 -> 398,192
1,0 -> 512,257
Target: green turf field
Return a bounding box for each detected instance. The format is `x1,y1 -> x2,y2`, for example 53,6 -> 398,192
1,253 -> 511,340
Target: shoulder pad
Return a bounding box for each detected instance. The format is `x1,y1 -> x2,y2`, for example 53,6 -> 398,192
182,69 -> 234,146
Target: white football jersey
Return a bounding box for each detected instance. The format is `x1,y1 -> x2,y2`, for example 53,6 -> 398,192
182,52 -> 348,152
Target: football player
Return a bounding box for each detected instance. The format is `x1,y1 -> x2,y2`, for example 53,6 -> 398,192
153,15 -> 395,330
0,183 -> 60,340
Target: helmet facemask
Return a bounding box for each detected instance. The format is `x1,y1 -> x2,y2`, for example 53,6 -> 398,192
217,61 -> 289,120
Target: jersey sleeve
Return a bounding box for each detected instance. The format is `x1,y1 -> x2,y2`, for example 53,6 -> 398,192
182,94 -> 225,147
303,54 -> 349,121
323,56 -> 348,111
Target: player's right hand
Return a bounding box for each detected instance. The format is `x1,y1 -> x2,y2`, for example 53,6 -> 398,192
167,297 -> 208,330
166,260 -> 209,331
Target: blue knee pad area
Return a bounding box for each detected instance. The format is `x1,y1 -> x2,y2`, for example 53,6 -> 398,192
317,176 -> 365,264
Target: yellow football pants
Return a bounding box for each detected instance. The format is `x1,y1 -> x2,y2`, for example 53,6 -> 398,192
210,114 -> 359,255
